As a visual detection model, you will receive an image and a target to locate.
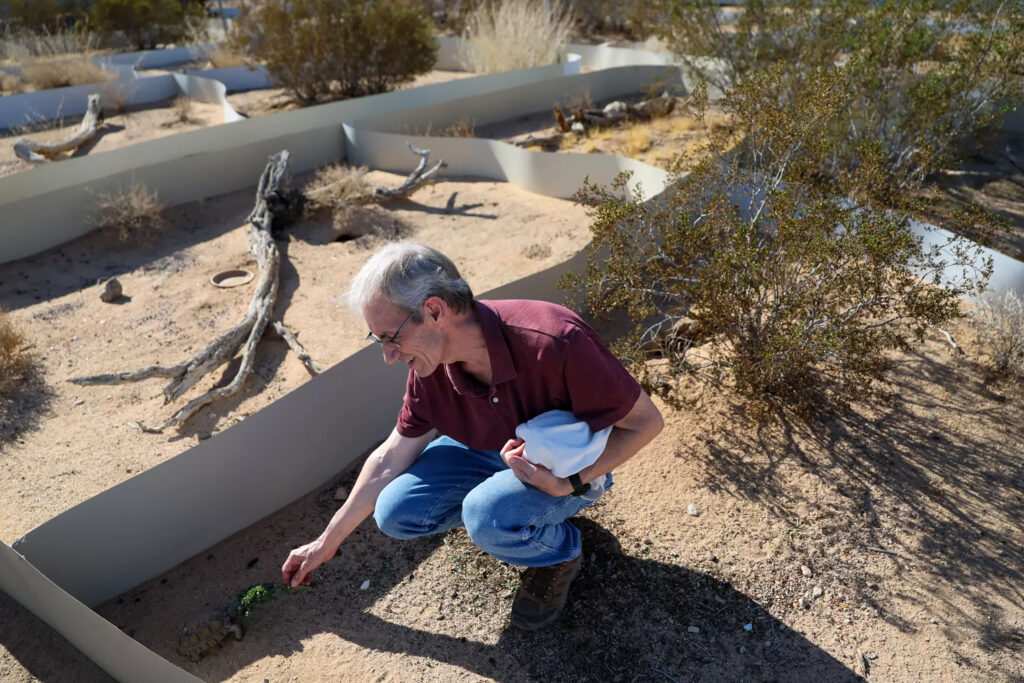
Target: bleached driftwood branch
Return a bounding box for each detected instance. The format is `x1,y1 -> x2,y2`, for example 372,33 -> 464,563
14,94 -> 103,163
373,144 -> 448,200
70,151 -> 323,431
272,321 -> 323,376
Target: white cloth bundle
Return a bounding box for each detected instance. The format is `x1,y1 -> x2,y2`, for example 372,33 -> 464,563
514,409 -> 611,492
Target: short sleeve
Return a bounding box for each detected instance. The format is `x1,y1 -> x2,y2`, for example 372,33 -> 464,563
563,325 -> 642,432
396,370 -> 434,438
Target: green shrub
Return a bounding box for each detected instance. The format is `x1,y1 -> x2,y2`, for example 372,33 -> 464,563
8,1 -> 64,32
90,0 -> 207,50
567,70 -> 993,413
233,0 -> 437,105
650,0 -> 1024,200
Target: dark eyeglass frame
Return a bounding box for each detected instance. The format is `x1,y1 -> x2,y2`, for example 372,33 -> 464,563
366,309 -> 416,347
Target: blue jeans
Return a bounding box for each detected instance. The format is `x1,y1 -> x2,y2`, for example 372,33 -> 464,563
374,435 -> 610,567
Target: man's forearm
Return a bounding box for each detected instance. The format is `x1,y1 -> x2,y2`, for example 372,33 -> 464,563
576,419 -> 661,488
317,444 -> 407,554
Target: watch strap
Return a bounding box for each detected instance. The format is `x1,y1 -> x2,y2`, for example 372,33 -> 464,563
568,473 -> 591,497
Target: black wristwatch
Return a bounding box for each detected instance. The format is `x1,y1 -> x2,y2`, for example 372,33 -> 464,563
568,473 -> 591,497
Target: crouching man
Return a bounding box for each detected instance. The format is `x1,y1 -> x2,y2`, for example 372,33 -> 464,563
282,242 -> 663,630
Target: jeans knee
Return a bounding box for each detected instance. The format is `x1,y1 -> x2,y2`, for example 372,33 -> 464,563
374,482 -> 423,540
461,486 -> 506,548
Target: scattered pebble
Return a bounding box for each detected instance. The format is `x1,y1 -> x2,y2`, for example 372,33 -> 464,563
74,398 -> 85,407
334,485 -> 349,502
812,585 -> 823,599
799,596 -> 811,609
687,626 -> 700,634
800,564 -> 812,578
359,579 -> 370,591
100,278 -> 123,303
687,503 -> 700,517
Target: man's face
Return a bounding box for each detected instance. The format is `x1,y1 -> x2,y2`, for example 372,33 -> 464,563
363,296 -> 444,377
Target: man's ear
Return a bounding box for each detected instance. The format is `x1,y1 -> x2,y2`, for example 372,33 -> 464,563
424,297 -> 443,322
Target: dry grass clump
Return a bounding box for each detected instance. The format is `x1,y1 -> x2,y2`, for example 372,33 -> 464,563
305,164 -> 372,213
208,46 -> 247,69
21,56 -> 112,91
163,96 -> 198,127
971,290 -> 1024,381
0,25 -> 101,62
93,182 -> 168,243
459,0 -> 574,74
0,312 -> 33,398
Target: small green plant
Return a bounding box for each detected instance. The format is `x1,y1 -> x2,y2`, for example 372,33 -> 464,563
90,0 -> 207,50
233,0 -> 437,105
234,583 -> 277,619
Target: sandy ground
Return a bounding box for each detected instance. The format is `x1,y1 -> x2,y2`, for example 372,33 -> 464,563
1,106 -> 1023,682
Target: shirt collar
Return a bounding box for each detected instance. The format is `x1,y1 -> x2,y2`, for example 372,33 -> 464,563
445,300 -> 517,396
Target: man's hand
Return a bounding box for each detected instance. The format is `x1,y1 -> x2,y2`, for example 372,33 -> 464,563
500,438 -> 572,497
281,539 -> 333,588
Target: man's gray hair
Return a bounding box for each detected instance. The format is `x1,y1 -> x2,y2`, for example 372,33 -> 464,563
345,242 -> 474,319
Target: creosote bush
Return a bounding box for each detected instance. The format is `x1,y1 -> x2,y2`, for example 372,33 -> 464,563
971,290 -> 1024,381
233,0 -> 437,105
90,0 -> 207,50
567,71 -> 993,413
93,182 -> 167,242
459,0 -> 574,74
0,312 -> 34,398
651,0 -> 1024,197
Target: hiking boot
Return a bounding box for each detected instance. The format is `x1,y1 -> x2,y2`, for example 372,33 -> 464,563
510,554 -> 583,631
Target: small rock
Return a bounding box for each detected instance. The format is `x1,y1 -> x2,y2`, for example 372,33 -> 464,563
687,626 -> 700,634
800,564 -> 812,578
100,278 -> 123,303
799,596 -> 810,609
687,503 -> 701,517
743,623 -> 753,632
359,579 -> 370,591
197,432 -> 211,441
334,485 -> 349,502
74,398 -> 85,406
812,585 -> 823,599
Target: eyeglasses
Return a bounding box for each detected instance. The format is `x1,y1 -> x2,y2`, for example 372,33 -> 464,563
366,310 -> 415,347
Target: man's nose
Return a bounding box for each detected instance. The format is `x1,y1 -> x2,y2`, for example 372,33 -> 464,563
382,344 -> 400,365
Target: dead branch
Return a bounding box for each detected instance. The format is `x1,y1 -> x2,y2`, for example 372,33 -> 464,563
271,321 -> 323,376
373,144 -> 447,200
552,93 -> 678,137
69,151 -> 317,432
14,94 -> 103,163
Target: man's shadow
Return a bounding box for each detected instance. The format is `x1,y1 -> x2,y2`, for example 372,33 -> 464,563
326,518 -> 861,682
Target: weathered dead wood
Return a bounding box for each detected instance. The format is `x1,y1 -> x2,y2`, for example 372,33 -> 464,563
552,93 -> 677,136
373,144 -> 448,200
271,322 -> 323,376
303,145 -> 448,212
14,94 -> 103,163
70,151 -> 322,431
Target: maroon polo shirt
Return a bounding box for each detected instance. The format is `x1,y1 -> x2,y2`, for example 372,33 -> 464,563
396,299 -> 642,451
